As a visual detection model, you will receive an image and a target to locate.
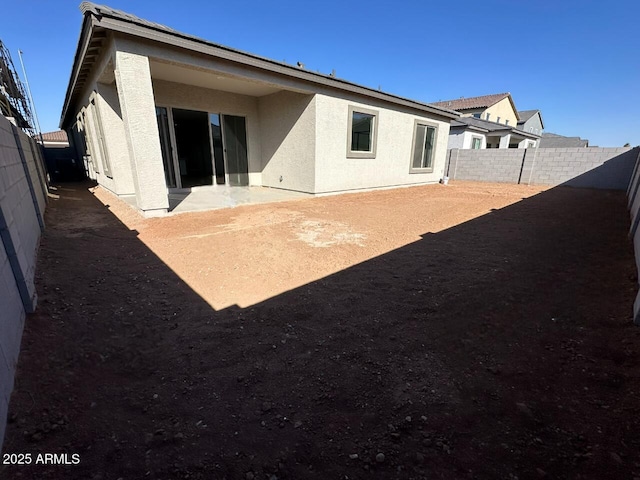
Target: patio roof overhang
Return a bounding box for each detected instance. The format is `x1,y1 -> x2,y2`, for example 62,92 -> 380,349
61,2 -> 460,129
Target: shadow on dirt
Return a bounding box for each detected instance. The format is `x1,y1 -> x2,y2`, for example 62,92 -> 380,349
2,182 -> 639,480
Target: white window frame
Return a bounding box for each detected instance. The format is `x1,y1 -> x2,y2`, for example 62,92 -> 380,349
347,106 -> 378,159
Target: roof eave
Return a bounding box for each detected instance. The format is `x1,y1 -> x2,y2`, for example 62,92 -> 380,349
62,4 -> 459,125
60,15 -> 95,129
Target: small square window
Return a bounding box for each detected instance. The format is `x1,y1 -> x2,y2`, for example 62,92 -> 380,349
409,120 -> 437,173
347,106 -> 378,158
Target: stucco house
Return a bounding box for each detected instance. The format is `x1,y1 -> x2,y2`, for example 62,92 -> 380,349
447,116 -> 540,150
517,110 -> 544,136
60,3 -> 458,217
432,93 -> 520,127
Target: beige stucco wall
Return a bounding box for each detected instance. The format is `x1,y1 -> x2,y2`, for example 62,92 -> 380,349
114,49 -> 169,215
484,97 -> 518,126
68,33 -> 456,200
69,37 -> 119,192
460,98 -> 518,126
258,91 -> 316,193
152,80 -> 263,186
68,37 -> 169,215
95,82 -> 136,195
314,95 -> 450,193
84,99 -> 117,193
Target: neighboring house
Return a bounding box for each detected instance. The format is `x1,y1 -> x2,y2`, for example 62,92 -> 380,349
36,130 -> 85,181
39,129 -> 69,147
432,93 -> 520,127
539,132 -> 589,148
517,110 -> 544,136
60,3 -> 458,217
448,117 -> 540,150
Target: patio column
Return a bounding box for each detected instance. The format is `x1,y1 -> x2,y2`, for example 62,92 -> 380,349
499,134 -> 511,149
114,50 -> 169,216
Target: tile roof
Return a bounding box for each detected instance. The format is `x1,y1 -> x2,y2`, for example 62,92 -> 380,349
81,2 -> 182,36
539,132 -> 588,148
517,110 -> 539,124
432,93 -> 511,111
39,130 -> 69,142
450,117 -> 540,139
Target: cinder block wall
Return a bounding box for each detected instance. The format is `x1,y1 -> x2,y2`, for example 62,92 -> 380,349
530,147 -> 637,189
626,149 -> 640,325
447,146 -> 639,190
446,149 -> 525,183
0,114 -> 47,450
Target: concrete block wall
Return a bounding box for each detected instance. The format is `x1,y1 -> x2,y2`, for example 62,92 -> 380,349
446,149 -> 525,183
626,149 -> 640,325
529,147 -> 637,189
447,146 -> 639,190
0,114 -> 47,449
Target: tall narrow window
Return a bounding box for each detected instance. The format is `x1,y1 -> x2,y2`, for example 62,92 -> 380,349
90,95 -> 112,177
471,137 -> 482,149
155,106 -> 176,188
410,120 -> 437,173
347,106 -> 378,158
209,113 -> 225,185
485,113 -> 491,121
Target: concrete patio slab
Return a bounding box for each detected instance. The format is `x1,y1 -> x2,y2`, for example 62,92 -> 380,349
120,186 -> 313,215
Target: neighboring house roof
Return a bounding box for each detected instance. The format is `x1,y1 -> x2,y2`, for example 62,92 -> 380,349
517,109 -> 544,129
39,130 -> 69,143
61,2 -> 459,128
450,117 -> 540,139
539,132 -> 588,148
432,93 -> 520,120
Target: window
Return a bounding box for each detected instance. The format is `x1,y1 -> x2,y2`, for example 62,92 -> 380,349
89,93 -> 112,177
347,106 -> 378,158
472,113 -> 481,118
485,113 -> 491,121
409,120 -> 437,173
528,141 -> 536,148
471,137 -> 482,149
497,116 -> 501,123
155,106 -> 176,188
505,119 -> 509,125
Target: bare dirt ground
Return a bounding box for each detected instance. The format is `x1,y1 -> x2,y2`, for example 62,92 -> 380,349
3,181 -> 640,480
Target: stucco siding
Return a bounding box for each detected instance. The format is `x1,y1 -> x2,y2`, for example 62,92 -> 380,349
485,97 -> 518,126
520,115 -> 543,135
314,95 -> 449,193
96,82 -> 136,195
258,91 -> 316,193
462,131 -> 486,149
447,129 -> 465,150
152,79 -> 263,186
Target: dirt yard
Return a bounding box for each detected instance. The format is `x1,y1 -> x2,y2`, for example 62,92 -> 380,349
3,181 -> 640,480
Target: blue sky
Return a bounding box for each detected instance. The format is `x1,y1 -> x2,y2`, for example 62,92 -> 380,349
2,0 -> 639,146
